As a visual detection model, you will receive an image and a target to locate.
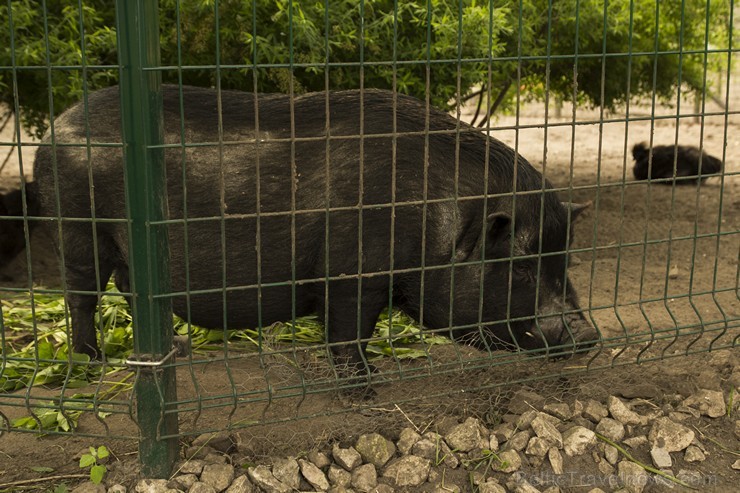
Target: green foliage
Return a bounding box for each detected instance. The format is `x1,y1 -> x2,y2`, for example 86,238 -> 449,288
11,393 -> 114,432
157,0 -> 509,107
0,1 -> 117,138
1,1 -> 732,138
2,281 -> 448,431
79,446 -> 109,484
538,0 -> 733,110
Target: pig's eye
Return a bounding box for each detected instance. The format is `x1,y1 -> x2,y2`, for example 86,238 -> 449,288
512,261 -> 537,282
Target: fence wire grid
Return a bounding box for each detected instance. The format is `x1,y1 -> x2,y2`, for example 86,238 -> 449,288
0,0 -> 738,472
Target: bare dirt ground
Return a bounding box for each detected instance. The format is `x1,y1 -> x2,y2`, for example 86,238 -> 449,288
0,84 -> 738,492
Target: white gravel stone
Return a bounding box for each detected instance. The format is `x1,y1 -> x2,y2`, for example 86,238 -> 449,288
188,483 -> 217,493
430,435 -> 459,469
562,426 -> 597,456
548,447 -> 563,475
595,418 -> 625,442
370,484 -> 393,493
171,473 -> 197,490
537,412 -> 563,427
328,464 -> 351,487
225,475 -> 256,493
178,460 -> 205,476
506,430 -> 532,452
307,450 -> 332,469
531,415 -> 563,448
327,487 -> 352,493
516,410 -> 539,430
513,479 -> 541,493
598,459 -> 615,477
617,460 -> 649,493
396,427 -> 422,455
203,453 -> 228,465
649,417 -> 695,452
676,469 -> 704,485
607,396 -> 647,426
604,444 -> 619,465
489,434 -> 499,452
583,400 -> 609,422
683,445 -> 706,462
355,434 -> 396,468
543,403 -> 571,420
299,459 -> 330,491
525,437 -> 551,457
674,406 -> 701,419
478,480 -> 507,493
247,466 -> 291,493
350,464 -> 378,492
382,456 -> 429,487
332,444 -> 363,471
684,445 -> 706,463
650,446 -> 672,469
201,463 -> 235,492
492,422 -> 516,443
622,436 -> 648,449
411,439 -> 437,460
445,417 -> 482,452
652,470 -> 676,490
682,389 -> 726,418
133,479 -> 176,493
572,400 -> 584,416
271,458 -> 300,490
494,449 -> 522,473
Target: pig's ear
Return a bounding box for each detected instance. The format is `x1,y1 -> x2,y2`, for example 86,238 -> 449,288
455,212 -> 512,262
563,201 -> 591,222
486,212 -> 512,241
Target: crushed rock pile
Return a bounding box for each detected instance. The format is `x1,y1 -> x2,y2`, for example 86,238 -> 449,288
73,386 -> 738,493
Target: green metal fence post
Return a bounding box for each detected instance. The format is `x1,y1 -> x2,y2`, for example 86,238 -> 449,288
114,0 -> 178,477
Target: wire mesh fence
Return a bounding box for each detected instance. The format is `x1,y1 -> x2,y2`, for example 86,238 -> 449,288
0,0 -> 738,477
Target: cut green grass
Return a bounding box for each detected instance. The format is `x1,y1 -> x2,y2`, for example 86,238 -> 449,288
1,282 -> 449,431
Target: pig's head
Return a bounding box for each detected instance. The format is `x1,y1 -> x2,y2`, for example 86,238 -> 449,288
461,193 -> 597,357
0,186 -> 37,271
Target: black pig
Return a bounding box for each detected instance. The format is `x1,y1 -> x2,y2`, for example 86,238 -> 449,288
632,142 -> 723,184
0,185 -> 37,273
25,85 -> 596,372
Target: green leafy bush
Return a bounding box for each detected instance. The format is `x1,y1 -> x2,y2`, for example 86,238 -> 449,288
0,1 -> 733,136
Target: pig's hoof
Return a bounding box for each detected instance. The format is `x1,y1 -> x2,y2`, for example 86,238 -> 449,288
173,335 -> 191,357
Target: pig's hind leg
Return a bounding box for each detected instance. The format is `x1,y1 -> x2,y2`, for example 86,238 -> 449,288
57,226 -> 120,359
323,278 -> 388,390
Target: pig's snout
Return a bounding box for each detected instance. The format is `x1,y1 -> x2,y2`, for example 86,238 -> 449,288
523,312 -> 598,356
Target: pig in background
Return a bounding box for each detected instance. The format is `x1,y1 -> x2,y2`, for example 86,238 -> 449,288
1,85 -> 597,383
0,185 -> 37,279
632,142 -> 723,184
